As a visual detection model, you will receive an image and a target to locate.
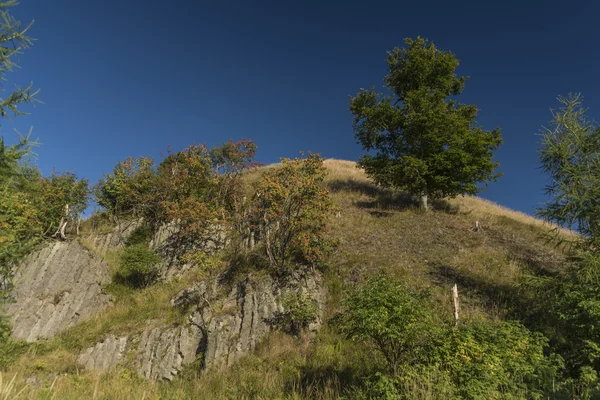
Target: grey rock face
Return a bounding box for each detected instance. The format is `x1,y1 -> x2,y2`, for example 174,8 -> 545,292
8,240 -> 112,342
135,323 -> 203,380
77,335 -> 128,371
174,272 -> 325,371
85,220 -> 140,256
151,222 -> 228,279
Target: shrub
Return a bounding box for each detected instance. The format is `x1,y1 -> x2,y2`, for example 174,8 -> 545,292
247,153 -> 337,270
0,315 -> 27,370
114,244 -> 161,288
435,321 -> 559,399
519,251 -> 600,396
126,225 -> 152,246
335,276 -> 559,399
335,276 -> 437,376
181,251 -> 222,278
269,291 -> 318,336
94,157 -> 157,221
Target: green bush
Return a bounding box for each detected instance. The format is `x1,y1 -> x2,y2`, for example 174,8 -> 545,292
0,315 -> 27,370
114,244 -> 160,288
126,225 -> 152,246
519,252 -> 600,397
335,276 -> 437,376
434,321 -> 559,399
269,291 -> 318,336
335,277 -> 559,399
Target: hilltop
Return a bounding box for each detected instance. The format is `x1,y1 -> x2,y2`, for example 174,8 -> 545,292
1,159 -> 574,399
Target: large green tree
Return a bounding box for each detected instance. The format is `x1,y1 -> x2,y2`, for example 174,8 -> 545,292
537,93 -> 600,251
350,37 -> 502,210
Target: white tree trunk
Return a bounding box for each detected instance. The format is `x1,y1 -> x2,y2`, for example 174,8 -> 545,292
53,204 -> 70,240
419,184 -> 428,211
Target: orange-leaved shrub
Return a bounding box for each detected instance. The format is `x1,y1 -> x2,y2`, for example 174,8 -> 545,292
246,153 -> 337,270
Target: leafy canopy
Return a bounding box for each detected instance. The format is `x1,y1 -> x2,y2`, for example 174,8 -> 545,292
94,140 -> 258,265
247,153 -> 337,269
350,37 -> 502,210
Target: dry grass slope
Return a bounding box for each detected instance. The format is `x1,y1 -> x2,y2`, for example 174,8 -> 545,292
2,159 -> 574,399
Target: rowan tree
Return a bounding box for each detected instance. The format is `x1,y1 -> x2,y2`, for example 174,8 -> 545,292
350,37 -> 502,210
248,153 -> 336,269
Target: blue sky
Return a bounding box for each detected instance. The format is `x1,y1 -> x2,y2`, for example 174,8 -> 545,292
5,0 -> 599,215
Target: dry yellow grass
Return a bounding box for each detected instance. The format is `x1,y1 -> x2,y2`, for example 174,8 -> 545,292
324,158 -> 574,236
321,158 -> 570,322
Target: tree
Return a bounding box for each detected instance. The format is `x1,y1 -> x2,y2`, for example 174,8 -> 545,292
247,153 -> 336,270
39,172 -> 89,239
537,93 -> 600,251
350,37 -> 502,210
94,156 -> 158,223
0,1 -> 39,284
93,140 -> 258,261
0,0 -> 38,124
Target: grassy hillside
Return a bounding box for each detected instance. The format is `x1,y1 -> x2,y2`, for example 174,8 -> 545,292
1,160 -> 574,399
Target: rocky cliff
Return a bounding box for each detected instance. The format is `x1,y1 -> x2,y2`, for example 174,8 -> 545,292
8,240 -> 112,342
8,225 -> 325,381
75,272 -> 324,380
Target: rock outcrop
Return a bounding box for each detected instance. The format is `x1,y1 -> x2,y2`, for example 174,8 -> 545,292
77,335 -> 128,371
150,222 -> 228,279
75,271 -> 324,381
8,240 -> 112,342
135,323 -> 203,380
10,223 -> 325,380
84,220 -> 140,256
176,271 -> 325,372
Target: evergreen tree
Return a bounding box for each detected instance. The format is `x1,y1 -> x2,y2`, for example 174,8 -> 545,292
537,93 -> 600,250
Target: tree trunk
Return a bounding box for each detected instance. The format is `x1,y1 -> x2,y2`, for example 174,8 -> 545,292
53,204 -> 70,240
419,184 -> 428,211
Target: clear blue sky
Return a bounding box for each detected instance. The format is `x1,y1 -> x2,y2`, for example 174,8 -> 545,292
5,0 -> 599,215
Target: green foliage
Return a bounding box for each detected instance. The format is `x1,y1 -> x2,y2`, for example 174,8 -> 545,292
94,156 -> 157,220
270,291 -> 318,336
520,252 -> 600,393
350,37 -> 502,210
335,276 -> 437,376
0,134 -> 36,186
37,171 -> 89,234
0,0 -> 39,122
94,140 -> 258,263
209,138 -> 259,213
537,93 -> 600,251
436,321 -> 558,399
0,0 -> 40,282
180,251 -> 221,278
114,244 -> 161,288
336,277 -> 558,399
126,225 -> 152,246
0,314 -> 27,370
0,185 -> 43,272
247,153 -> 337,269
